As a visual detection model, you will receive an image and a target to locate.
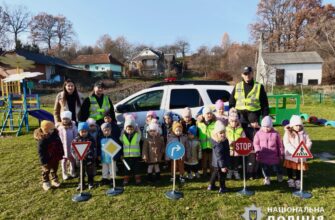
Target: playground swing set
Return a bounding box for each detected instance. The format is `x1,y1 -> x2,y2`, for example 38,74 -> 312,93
0,74 -> 54,136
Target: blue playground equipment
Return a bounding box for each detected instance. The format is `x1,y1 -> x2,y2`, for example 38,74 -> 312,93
299,113 -> 335,128
1,74 -> 53,136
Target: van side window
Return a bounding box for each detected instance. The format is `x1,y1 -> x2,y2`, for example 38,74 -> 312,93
170,89 -> 203,109
207,89 -> 231,103
125,90 -> 163,112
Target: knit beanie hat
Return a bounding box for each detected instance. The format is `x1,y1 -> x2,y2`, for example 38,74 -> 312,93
147,110 -> 157,118
228,108 -> 239,122
86,118 -> 96,126
172,121 -> 183,132
261,116 -> 273,128
104,111 -> 111,117
41,120 -> 55,133
101,122 -> 111,130
202,106 -> 212,115
61,111 -> 72,120
181,107 -> 192,118
188,125 -> 197,136
213,120 -> 226,134
124,118 -> 136,129
215,100 -> 225,110
290,115 -> 303,127
147,122 -> 159,132
78,122 -> 89,132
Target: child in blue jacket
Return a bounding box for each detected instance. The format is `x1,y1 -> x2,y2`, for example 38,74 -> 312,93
97,122 -> 122,185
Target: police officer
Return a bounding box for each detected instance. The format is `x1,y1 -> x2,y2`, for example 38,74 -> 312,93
229,66 -> 269,129
79,81 -> 116,126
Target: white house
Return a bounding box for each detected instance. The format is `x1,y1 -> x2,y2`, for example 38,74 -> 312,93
256,41 -> 324,86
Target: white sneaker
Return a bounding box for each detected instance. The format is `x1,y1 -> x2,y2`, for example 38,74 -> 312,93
195,172 -> 200,179
188,173 -> 193,179
51,180 -> 61,188
295,180 -> 301,189
226,170 -> 233,179
287,179 -> 295,188
42,182 -> 51,191
233,171 -> 241,180
264,177 -> 271,185
277,175 -> 283,183
62,173 -> 69,180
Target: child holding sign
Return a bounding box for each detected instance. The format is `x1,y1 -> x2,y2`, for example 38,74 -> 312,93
72,122 -> 96,190
208,121 -> 230,193
97,122 -> 122,185
283,115 -> 312,189
34,120 -> 64,191
253,116 -> 284,185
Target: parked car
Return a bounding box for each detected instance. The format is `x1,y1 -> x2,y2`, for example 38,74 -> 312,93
114,80 -> 233,129
38,75 -> 62,85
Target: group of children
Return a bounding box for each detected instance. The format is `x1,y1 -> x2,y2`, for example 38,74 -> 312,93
35,99 -> 312,194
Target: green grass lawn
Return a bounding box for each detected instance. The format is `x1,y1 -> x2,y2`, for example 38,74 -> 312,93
0,104 -> 335,219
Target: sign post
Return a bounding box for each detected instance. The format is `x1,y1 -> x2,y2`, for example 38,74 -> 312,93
165,141 -> 185,200
102,139 -> 124,196
71,141 -> 92,202
292,141 -> 313,199
235,137 -> 254,196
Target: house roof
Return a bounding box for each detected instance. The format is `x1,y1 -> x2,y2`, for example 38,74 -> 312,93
262,51 -> 323,65
131,48 -> 163,61
4,49 -> 69,66
70,54 -> 123,66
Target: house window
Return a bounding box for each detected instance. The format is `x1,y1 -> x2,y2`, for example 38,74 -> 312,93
296,73 -> 303,84
308,79 -> 318,85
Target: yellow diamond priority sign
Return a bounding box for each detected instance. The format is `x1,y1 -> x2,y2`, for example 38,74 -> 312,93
102,139 -> 122,159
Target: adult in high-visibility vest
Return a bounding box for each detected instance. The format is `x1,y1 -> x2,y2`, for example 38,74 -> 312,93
79,81 -> 116,126
229,66 -> 269,129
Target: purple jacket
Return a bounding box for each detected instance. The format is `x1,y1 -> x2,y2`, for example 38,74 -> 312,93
253,129 -> 284,165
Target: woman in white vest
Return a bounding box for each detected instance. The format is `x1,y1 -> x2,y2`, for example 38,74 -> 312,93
78,81 -> 116,126
54,79 -> 84,124
229,67 -> 269,129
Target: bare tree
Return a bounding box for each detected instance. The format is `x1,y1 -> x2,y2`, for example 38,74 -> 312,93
175,39 -> 190,58
30,12 -> 57,50
3,4 -> 30,49
54,15 -> 75,52
0,6 -> 10,49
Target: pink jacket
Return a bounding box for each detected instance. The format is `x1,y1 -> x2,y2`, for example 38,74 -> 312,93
283,127 -> 312,163
253,129 -> 284,165
57,121 -> 77,159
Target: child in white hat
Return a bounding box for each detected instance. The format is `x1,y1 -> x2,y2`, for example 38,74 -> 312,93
283,115 -> 312,189
142,122 -> 165,182
57,111 -> 78,180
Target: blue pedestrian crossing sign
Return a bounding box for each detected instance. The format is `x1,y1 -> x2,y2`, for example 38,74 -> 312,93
166,141 -> 185,160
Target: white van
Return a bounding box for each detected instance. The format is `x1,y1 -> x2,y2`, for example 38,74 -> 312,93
114,81 -> 233,129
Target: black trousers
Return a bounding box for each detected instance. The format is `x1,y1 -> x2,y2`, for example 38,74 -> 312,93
210,167 -> 226,188
124,157 -> 141,176
287,168 -> 301,180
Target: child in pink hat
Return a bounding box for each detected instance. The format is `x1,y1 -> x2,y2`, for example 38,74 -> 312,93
254,116 -> 284,185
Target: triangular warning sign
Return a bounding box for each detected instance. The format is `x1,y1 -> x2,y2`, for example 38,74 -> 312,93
72,141 -> 91,161
292,141 -> 313,159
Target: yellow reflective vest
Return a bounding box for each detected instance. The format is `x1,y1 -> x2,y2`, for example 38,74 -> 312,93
234,81 -> 261,111
89,95 -> 111,121
197,121 -> 215,150
226,126 -> 244,156
121,132 -> 141,158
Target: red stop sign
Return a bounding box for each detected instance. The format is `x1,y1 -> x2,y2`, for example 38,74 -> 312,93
234,137 -> 253,156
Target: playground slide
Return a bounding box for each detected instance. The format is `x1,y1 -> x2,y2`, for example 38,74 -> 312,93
28,109 -> 54,122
